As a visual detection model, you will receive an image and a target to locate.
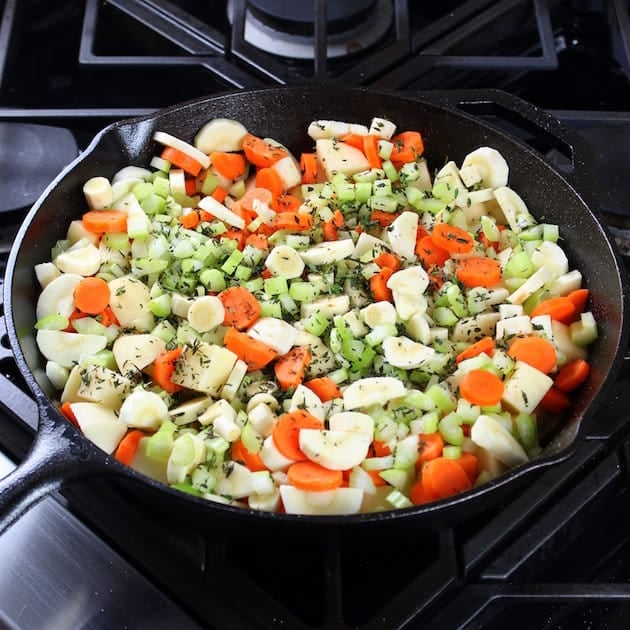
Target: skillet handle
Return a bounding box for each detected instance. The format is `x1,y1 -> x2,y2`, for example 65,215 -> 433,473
0,397 -> 101,535
419,88 -> 598,209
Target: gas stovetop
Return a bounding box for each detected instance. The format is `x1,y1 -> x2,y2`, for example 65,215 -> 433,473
1,1 -> 630,628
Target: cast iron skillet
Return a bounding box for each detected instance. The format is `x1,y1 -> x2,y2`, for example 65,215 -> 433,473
0,87 -> 628,537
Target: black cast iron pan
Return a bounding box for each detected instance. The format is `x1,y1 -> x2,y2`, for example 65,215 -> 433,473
0,87 -> 628,538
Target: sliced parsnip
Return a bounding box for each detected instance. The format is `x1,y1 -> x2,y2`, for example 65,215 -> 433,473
36,330 -> 107,368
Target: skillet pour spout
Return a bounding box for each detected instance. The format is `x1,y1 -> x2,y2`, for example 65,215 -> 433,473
1,87 -> 628,536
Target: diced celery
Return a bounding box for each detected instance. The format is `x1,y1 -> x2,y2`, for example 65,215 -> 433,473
364,323 -> 398,347
442,445 -> 462,459
426,384 -> 456,413
150,156 -> 172,174
379,468 -> 411,492
234,264 -> 253,281
244,277 -> 264,293
542,223 -> 559,242
289,281 -> 317,302
381,160 -> 398,182
432,306 -> 458,327
372,178 -> 393,197
141,193 -> 167,215
148,293 -> 172,318
199,269 -> 227,293
438,412 -> 464,446
386,489 -> 413,509
355,181 -> 372,202
259,300 -> 282,318
515,412 -> 538,451
221,249 -> 244,275
328,366 -> 349,384
133,181 -> 154,202
279,293 -> 298,316
146,420 -> 178,460
480,215 -> 500,242
172,239 -> 196,259
303,311 -> 329,336
264,276 -> 289,296
35,314 -> 69,331
369,196 -> 398,213
504,251 -> 535,279
413,195 -> 446,215
570,311 -> 598,346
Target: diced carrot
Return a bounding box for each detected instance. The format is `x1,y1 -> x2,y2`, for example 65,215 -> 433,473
270,212 -> 313,232
59,401 -> 79,428
73,276 -> 110,315
554,358 -> 590,392
274,346 -> 311,391
363,134 -> 382,169
410,479 -> 439,505
179,211 -> 201,229
416,432 -> 444,467
340,133 -> 366,151
223,327 -> 278,371
322,220 -> 339,241
242,133 -> 288,168
372,439 -> 392,457
416,225 -> 429,242
82,210 -> 128,234
370,210 -> 400,227
184,176 -> 197,196
455,256 -> 502,288
507,335 -> 557,374
303,377 -> 342,402
299,152 -> 318,184
416,235 -> 450,268
218,286 -> 261,330
421,456 -> 472,500
539,385 -> 571,413
287,460 -> 343,491
210,151 -> 247,180
452,452 -> 478,484
272,409 -> 324,461
373,251 -> 401,271
456,336 -> 495,364
114,430 -> 146,466
274,194 -> 302,213
567,288 -> 590,314
530,296 -> 576,324
369,267 -> 394,302
256,167 -> 284,197
211,185 -> 228,203
153,347 -> 184,394
459,369 -> 505,406
431,222 -> 475,254
245,233 -> 269,250
231,439 -> 268,472
160,145 -> 203,177
331,209 -> 344,228
390,130 -> 424,166
98,306 -> 119,327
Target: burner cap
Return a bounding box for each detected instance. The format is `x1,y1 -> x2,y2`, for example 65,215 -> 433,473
228,0 -> 393,59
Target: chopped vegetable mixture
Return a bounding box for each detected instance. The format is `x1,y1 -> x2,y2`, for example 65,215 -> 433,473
34,113 -> 598,515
